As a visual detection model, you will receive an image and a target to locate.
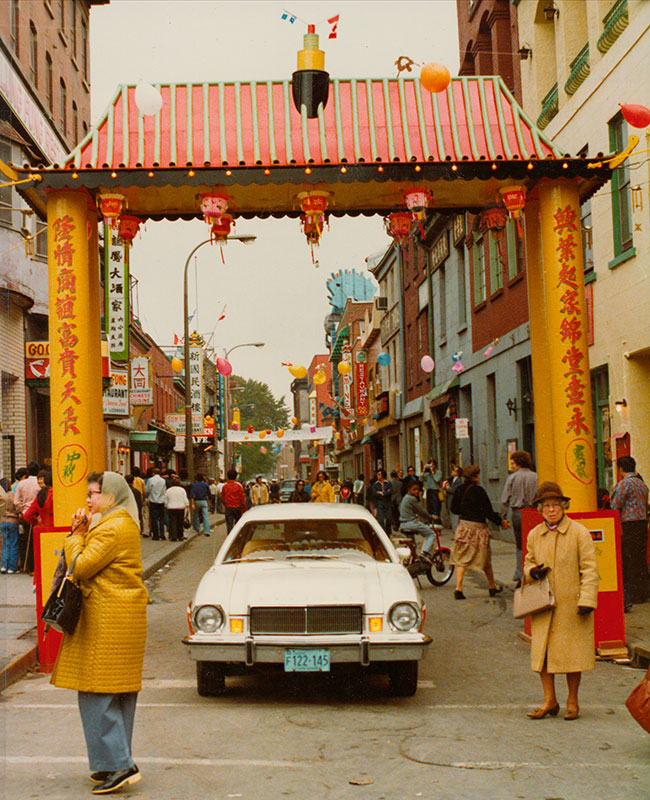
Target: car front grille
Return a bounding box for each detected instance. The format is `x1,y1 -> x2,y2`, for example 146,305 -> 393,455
250,605 -> 363,634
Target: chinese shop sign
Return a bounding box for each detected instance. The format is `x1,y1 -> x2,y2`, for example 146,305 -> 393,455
355,356 -> 369,417
188,342 -> 204,430
129,356 -> 153,406
103,368 -> 130,416
104,225 -> 129,361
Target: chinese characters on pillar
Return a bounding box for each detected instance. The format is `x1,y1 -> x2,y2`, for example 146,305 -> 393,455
555,204 -> 593,485
188,341 -> 204,433
104,225 -> 129,360
53,213 -> 88,487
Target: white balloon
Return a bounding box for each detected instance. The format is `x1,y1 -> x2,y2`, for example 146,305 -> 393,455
135,82 -> 162,116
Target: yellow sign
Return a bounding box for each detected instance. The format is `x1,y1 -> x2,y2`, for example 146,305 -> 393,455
582,515 -> 618,593
39,530 -> 68,600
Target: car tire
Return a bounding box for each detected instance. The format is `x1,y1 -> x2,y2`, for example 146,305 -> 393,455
388,660 -> 418,697
196,661 -> 226,696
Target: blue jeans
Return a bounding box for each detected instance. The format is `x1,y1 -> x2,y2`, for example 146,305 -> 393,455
401,520 -> 435,554
193,499 -> 210,534
1,522 -> 19,571
77,691 -> 137,771
375,502 -> 392,535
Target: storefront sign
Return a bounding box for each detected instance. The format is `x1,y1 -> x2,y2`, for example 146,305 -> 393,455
165,413 -> 204,435
188,341 -> 204,424
430,231 -> 449,269
104,226 -> 129,361
455,418 -> 470,438
309,396 -> 318,428
103,368 -> 129,416
129,356 -> 153,406
355,359 -> 369,416
25,340 -> 50,379
452,213 -> 465,246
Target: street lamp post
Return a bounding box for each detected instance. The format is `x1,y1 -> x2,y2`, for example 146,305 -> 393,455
182,236 -> 256,480
223,342 -> 265,473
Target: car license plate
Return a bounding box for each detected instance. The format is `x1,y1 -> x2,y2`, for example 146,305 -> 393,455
284,648 -> 330,672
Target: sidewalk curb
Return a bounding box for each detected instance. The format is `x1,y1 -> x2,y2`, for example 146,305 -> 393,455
0,518 -> 225,692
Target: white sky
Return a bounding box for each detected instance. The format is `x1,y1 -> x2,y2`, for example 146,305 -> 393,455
89,0 -> 460,401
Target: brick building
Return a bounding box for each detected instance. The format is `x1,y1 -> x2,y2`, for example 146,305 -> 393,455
0,0 -> 106,478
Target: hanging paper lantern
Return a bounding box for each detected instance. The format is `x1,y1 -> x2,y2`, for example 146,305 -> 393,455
337,361 -> 351,375
276,429 -> 285,438
247,425 -> 254,434
200,191 -> 229,228
244,435 -> 249,440
498,185 -> 526,235
298,190 -> 329,261
216,358 -> 232,376
232,422 -> 239,431
210,213 -> 234,244
118,214 -> 141,243
259,431 -> 266,439
97,193 -> 125,232
384,211 -> 412,248
134,81 -> 163,116
265,429 -> 272,435
310,425 -> 316,433
404,187 -> 432,237
420,62 -> 451,94
313,369 -> 327,386
377,352 -> 391,367
452,361 -> 465,374
619,103 -> 650,129
288,365 -> 307,379
260,446 -> 267,454
480,207 -> 507,235
291,416 -> 298,425
171,357 -> 183,373
420,355 -> 435,373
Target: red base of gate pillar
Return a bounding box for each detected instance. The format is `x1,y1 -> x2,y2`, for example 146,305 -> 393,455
33,526 -> 69,672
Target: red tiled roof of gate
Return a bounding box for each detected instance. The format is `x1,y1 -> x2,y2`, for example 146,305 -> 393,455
65,76 -> 562,171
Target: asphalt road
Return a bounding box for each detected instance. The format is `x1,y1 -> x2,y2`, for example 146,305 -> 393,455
2,526 -> 649,800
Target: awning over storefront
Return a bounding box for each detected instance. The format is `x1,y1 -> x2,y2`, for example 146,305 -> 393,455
329,325 -> 349,362
129,431 -> 158,452
402,396 -> 424,419
427,375 -> 460,408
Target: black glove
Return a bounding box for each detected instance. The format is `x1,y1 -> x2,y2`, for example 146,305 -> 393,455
529,564 -> 551,580
577,606 -> 594,616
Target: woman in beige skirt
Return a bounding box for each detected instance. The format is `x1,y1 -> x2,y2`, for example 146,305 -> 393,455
450,465 -> 510,599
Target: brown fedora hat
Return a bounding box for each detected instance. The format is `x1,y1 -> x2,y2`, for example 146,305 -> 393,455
533,481 -> 570,505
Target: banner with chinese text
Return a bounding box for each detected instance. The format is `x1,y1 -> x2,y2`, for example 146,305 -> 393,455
104,224 -> 129,361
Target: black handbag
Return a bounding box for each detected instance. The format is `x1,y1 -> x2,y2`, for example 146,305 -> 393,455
41,556 -> 82,635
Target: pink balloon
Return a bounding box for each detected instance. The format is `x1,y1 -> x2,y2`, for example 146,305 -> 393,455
420,355 -> 435,373
216,357 -> 232,376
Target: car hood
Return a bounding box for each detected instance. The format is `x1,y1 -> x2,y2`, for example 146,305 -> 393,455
192,560 -> 417,614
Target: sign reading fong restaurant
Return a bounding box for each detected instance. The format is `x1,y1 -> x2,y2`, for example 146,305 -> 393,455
103,368 -> 129,416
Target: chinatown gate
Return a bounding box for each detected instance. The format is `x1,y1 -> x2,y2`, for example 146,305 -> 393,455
14,74 -> 615,527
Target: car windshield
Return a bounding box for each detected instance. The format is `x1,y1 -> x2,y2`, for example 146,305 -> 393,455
223,519 -> 391,563
281,480 -> 298,490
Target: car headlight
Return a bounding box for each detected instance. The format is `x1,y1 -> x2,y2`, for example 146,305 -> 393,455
192,605 -> 225,633
389,602 -> 421,632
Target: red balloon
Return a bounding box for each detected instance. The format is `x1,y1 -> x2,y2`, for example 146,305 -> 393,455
619,103 -> 650,129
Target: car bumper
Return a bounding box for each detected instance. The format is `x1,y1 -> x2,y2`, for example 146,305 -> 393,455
182,633 -> 431,666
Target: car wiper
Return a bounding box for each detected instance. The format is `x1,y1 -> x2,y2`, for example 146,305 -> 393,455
223,557 -> 276,564
285,553 -> 340,559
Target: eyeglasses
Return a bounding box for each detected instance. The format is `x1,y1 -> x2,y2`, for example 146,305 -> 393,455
87,489 -> 101,498
541,502 -> 563,510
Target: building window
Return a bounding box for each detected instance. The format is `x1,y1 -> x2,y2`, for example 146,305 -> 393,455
506,219 -> 524,280
591,366 -> 612,489
608,113 -> 633,258
438,265 -> 447,340
10,0 -> 19,55
581,199 -> 594,275
58,0 -> 64,29
82,120 -> 88,137
70,0 -> 77,55
35,219 -> 48,258
0,142 -> 14,227
60,78 -> 67,134
488,234 -> 503,293
486,373 -> 497,469
29,21 -> 37,86
456,246 -> 467,326
72,101 -> 78,143
81,17 -> 88,79
472,236 -> 486,305
45,52 -> 53,112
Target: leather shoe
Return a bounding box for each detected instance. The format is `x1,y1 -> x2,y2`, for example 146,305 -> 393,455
564,706 -> 580,720
90,772 -> 111,784
91,765 -> 141,794
527,703 -> 560,719
454,590 -> 466,600
489,586 -> 503,597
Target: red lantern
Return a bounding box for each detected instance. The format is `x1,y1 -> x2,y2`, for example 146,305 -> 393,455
97,193 -> 125,231
498,184 -> 526,235
200,191 -> 229,226
118,214 -> 141,242
385,211 -> 412,247
298,191 -> 329,262
619,103 -> 650,129
480,207 -> 507,261
404,187 -> 432,237
210,213 -> 234,243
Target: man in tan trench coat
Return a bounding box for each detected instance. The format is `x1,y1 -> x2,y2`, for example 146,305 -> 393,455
523,482 -> 599,721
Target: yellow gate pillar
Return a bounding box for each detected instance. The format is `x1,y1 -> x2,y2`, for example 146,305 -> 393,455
86,203 -> 106,473
537,179 -> 597,509
525,193 -> 556,480
47,190 -> 104,526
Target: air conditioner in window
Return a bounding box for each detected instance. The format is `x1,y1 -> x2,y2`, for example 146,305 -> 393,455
375,296 -> 388,311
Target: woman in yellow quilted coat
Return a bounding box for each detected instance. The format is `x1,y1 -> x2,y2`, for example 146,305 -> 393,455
310,471 -> 335,503
523,482 -> 598,721
51,471 -> 148,795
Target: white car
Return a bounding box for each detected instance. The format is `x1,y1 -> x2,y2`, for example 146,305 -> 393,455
183,503 -> 431,697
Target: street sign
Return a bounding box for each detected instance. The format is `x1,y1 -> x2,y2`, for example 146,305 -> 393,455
455,418 -> 470,439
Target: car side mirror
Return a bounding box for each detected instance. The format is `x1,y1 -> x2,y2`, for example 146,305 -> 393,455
395,547 -> 411,564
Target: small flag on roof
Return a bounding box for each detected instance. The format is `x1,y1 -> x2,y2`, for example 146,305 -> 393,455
327,14 -> 340,39
281,10 -> 296,23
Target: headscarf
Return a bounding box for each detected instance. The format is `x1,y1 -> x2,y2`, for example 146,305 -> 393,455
89,471 -> 140,530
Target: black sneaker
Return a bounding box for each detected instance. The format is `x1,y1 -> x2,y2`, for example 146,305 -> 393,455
92,765 -> 141,794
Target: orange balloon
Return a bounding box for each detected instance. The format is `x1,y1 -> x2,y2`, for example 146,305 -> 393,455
276,429 -> 285,438
420,62 -> 451,94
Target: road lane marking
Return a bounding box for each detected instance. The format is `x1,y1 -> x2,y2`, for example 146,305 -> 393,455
3,756 -> 305,768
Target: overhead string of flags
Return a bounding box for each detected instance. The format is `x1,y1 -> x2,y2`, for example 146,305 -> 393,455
281,10 -> 340,39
